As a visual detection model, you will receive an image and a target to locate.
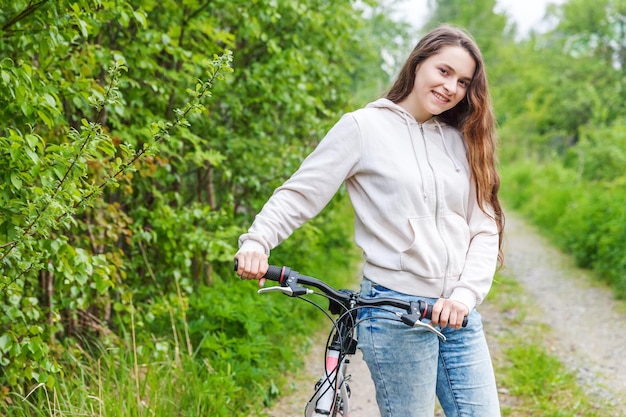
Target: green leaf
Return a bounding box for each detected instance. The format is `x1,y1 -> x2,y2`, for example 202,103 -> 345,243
0,334 -> 12,353
10,173 -> 22,190
25,148 -> 40,165
1,70 -> 11,85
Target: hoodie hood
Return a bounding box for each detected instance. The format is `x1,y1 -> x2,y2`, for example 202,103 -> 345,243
366,98 -> 421,122
366,98 -> 462,172
365,98 -> 439,125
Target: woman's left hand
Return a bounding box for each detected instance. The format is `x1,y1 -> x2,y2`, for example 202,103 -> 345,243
431,298 -> 469,330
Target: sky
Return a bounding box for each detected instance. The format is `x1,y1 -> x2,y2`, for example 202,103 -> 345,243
392,0 -> 566,37
496,0 -> 565,35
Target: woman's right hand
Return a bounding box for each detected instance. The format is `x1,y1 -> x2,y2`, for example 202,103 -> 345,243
234,251 -> 269,287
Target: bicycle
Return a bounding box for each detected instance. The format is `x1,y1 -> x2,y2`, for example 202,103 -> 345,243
237,263 -> 467,417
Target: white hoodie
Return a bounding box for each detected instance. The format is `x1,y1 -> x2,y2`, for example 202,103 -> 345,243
237,98 -> 499,311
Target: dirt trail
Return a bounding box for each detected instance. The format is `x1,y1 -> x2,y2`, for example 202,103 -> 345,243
500,211 -> 626,412
267,211 -> 626,416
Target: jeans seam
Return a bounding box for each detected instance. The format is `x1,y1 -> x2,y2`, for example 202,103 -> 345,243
438,349 -> 461,416
363,291 -> 394,416
362,282 -> 393,416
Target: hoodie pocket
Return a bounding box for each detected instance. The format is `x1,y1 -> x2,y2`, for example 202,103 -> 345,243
401,217 -> 447,278
400,215 -> 469,279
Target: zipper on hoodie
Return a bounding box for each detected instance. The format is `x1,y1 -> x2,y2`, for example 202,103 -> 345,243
419,123 -> 451,296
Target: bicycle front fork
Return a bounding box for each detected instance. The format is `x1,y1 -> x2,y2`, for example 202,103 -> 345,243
305,348 -> 350,416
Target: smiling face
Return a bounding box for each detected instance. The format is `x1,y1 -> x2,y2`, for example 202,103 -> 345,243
399,45 -> 476,123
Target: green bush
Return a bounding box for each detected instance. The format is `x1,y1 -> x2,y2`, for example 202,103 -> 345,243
502,160 -> 626,299
501,161 -> 577,232
556,179 -> 626,297
563,123 -> 626,182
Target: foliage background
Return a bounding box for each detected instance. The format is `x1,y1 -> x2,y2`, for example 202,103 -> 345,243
0,0 -> 404,415
1,0 -> 625,415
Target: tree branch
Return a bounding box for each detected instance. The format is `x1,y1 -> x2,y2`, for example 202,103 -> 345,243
2,0 -> 50,32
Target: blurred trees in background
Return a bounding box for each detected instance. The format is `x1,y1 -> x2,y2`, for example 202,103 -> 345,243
486,0 -> 626,297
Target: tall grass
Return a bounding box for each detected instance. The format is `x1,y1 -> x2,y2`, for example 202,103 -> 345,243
2,341 -> 247,416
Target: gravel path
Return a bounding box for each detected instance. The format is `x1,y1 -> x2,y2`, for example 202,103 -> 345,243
500,211 -> 626,413
267,211 -> 626,416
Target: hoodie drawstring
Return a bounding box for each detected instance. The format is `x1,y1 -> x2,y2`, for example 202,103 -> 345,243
404,113 -> 428,199
434,119 -> 462,172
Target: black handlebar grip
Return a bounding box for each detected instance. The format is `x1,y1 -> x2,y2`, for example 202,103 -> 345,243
234,261 -> 284,283
264,265 -> 285,282
425,303 -> 433,320
423,302 -> 468,327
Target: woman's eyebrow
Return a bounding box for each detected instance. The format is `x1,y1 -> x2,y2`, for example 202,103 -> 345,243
440,62 -> 473,82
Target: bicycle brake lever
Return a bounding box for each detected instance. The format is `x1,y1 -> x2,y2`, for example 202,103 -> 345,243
258,286 -> 293,295
257,286 -> 313,297
414,320 -> 446,341
395,312 -> 447,341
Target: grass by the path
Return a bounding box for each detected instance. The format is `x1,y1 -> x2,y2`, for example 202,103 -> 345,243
487,274 -> 611,417
2,272 -> 613,417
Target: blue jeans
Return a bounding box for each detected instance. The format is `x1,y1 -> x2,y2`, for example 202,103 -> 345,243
356,279 -> 500,417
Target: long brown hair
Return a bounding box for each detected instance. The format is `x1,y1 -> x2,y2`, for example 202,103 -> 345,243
387,25 -> 504,265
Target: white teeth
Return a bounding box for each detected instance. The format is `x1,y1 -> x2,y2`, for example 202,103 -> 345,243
433,92 -> 448,102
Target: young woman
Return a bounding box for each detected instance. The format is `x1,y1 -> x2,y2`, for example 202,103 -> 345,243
235,25 -> 504,417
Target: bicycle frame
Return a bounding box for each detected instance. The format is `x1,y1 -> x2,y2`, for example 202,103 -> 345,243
244,263 -> 459,416
305,346 -> 350,416
305,298 -> 358,416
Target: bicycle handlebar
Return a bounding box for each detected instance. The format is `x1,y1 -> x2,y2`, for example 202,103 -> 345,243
236,262 -> 467,328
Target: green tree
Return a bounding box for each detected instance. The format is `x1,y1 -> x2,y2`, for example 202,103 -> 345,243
0,0 -> 235,391
0,2 -> 408,412
426,0 -> 510,58
489,0 -> 626,298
